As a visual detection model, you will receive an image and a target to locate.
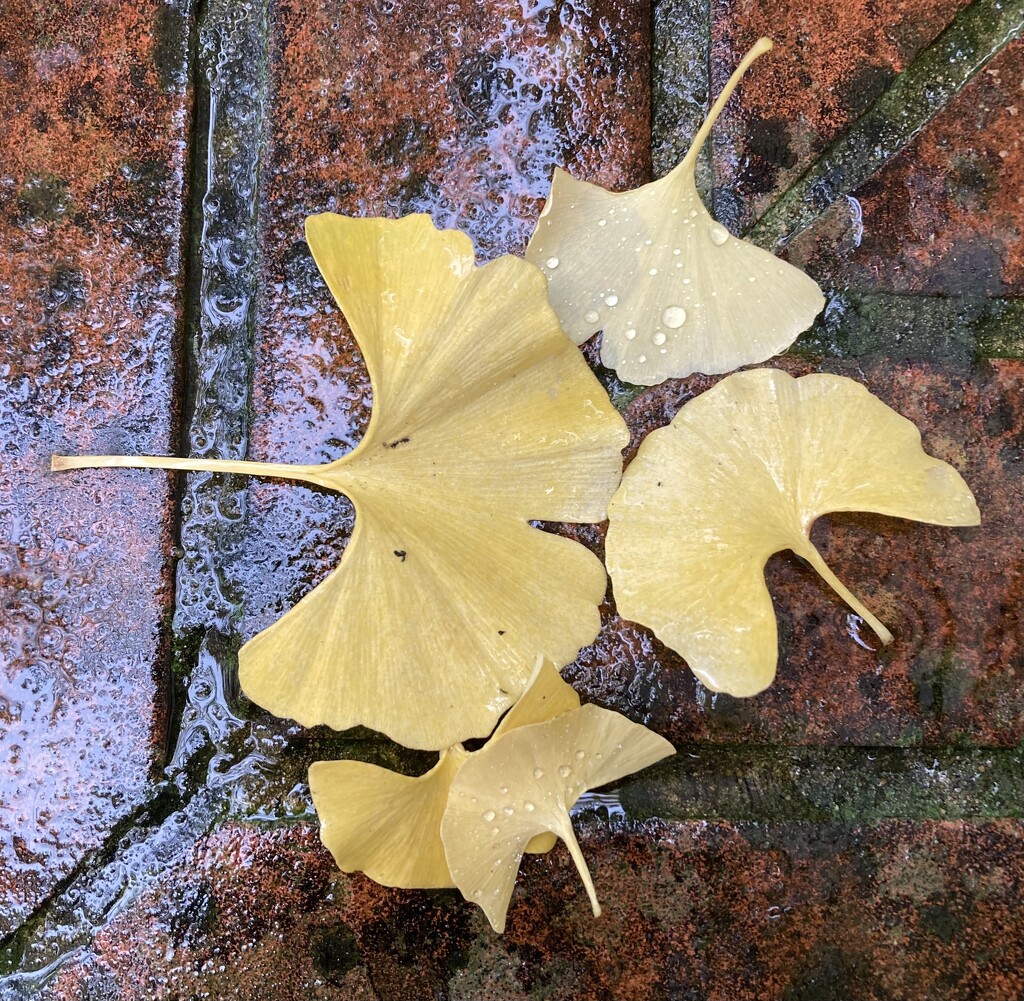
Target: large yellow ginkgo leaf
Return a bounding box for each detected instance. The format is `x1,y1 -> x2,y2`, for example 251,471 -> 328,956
605,368 -> 980,696
52,214 -> 628,750
442,704 -> 674,933
308,659 -> 578,889
525,38 -> 824,386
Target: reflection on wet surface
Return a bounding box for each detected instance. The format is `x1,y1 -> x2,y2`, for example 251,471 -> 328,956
3,0 -> 1024,989
0,0 -> 188,941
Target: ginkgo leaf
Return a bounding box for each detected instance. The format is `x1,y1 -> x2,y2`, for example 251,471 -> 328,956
309,745 -> 469,889
525,38 -> 824,386
309,660 -> 579,886
494,657 -> 581,855
441,704 -> 674,933
605,368 -> 981,696
493,655 -> 581,737
52,214 -> 628,750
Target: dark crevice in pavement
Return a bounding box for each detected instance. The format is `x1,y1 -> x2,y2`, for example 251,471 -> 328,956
598,290 -> 1024,405
0,784 -> 218,986
652,0 -> 713,199
794,291 -> 1024,363
745,0 -> 1024,249
616,744 -> 1024,824
165,0 -> 272,782
162,0 -> 208,772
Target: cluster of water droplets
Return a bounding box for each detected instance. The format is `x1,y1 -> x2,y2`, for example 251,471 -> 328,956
535,192 -> 774,370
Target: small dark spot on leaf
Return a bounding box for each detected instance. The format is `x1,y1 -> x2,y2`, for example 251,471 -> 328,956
498,630 -> 505,635
386,437 -> 411,448
394,550 -> 407,561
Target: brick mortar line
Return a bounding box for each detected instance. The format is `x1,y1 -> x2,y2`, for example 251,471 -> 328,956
745,0 -> 1024,250
164,0 -> 272,771
614,744 -> 1024,824
161,0 -> 207,769
0,786 -> 223,987
218,740 -> 1024,826
794,290 -> 1024,362
651,0 -> 713,197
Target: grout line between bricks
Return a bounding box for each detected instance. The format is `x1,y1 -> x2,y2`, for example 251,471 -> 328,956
745,0 -> 1024,250
164,0 -> 272,776
614,744 -> 1024,824
162,0 -> 208,770
651,0 -> 713,198
793,290 -> 1024,363
0,0 -> 275,988
0,784 -> 222,988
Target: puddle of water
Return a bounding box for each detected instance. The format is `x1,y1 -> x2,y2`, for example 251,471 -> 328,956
0,1 -> 191,945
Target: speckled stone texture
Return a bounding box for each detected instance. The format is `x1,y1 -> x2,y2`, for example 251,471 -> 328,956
0,1 -> 189,936
788,38 -> 1024,296
43,818 -> 1024,1001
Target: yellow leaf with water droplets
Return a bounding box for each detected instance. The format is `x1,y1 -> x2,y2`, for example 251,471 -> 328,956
526,39 -> 824,386
442,704 -> 674,932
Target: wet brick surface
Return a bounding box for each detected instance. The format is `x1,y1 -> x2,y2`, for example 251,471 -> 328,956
788,38 -> 1024,296
0,2 -> 190,934
709,0 -> 969,233
44,817 -> 1024,1001
572,357 -> 1024,748
3,0 -> 1024,994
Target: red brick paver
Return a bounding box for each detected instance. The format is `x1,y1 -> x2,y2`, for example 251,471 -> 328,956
573,358 -> 1024,748
0,2 -> 189,931
711,0 -> 969,231
46,817 -> 1024,1001
788,38 -> 1024,296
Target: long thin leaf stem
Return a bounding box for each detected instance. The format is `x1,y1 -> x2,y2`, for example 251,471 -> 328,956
678,36 -> 774,173
558,818 -> 602,918
51,453 -> 323,487
800,543 -> 894,646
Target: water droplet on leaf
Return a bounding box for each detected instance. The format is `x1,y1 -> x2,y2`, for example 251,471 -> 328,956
709,223 -> 729,246
662,306 -> 686,328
